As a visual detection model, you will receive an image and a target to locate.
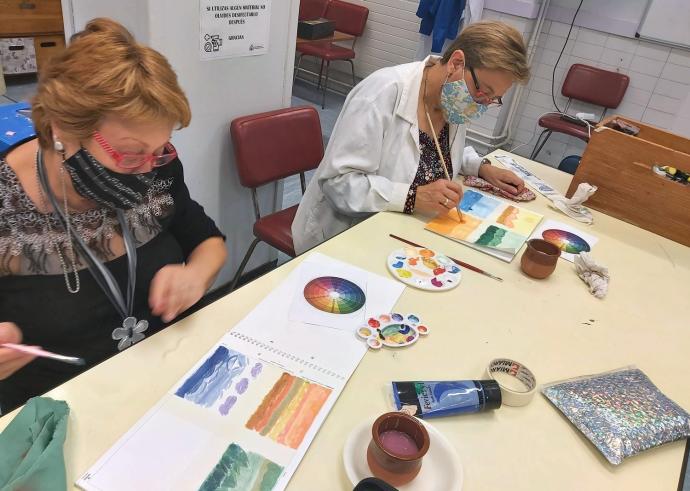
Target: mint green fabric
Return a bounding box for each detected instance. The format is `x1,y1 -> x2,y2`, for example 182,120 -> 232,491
0,397 -> 69,491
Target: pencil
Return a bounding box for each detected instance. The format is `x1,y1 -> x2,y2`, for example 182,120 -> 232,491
389,233 -> 503,282
424,109 -> 464,223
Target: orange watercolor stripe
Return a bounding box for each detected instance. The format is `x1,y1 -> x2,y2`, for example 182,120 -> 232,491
282,384 -> 331,449
246,373 -> 294,432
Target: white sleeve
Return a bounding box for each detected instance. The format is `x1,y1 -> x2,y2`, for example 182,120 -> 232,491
461,145 -> 483,177
319,94 -> 410,216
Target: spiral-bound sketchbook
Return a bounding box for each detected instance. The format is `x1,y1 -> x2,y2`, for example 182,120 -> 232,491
77,253 -> 405,491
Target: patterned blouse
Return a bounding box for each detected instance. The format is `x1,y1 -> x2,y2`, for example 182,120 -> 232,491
404,124 -> 453,214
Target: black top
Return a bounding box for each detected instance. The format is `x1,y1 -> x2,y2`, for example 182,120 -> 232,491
0,155 -> 224,413
404,124 -> 452,214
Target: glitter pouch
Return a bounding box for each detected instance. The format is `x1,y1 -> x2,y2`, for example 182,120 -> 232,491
542,367 -> 690,465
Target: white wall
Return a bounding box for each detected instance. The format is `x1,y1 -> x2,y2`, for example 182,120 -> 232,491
63,0 -> 300,286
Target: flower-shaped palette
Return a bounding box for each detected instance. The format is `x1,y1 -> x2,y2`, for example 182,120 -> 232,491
357,313 -> 429,349
387,247 -> 461,291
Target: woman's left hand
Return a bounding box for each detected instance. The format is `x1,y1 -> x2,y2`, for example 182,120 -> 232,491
479,162 -> 525,196
149,264 -> 207,323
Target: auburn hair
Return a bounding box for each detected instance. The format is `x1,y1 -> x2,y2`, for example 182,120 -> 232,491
442,21 -> 530,83
32,18 -> 191,148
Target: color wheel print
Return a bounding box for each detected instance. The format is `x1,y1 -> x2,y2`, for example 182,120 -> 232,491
542,229 -> 591,254
303,276 -> 366,314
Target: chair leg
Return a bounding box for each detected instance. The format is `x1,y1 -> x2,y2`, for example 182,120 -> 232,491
530,130 -> 552,161
322,60 -> 331,109
316,58 -> 325,89
293,54 -> 304,84
348,59 -> 356,88
230,237 -> 261,291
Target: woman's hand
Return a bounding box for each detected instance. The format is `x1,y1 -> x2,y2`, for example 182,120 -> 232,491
149,264 -> 207,323
478,162 -> 525,196
414,179 -> 463,216
0,322 -> 36,380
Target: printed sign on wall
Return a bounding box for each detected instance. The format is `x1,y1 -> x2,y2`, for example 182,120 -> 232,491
200,0 -> 271,60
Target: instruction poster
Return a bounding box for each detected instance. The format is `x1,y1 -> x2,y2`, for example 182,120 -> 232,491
200,0 -> 271,60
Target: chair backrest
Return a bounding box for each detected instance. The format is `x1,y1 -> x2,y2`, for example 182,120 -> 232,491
299,0 -> 329,21
324,0 -> 369,37
230,106 -> 324,189
561,64 -> 629,109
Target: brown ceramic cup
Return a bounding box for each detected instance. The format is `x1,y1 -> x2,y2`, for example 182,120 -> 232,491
366,412 -> 430,486
520,239 -> 561,279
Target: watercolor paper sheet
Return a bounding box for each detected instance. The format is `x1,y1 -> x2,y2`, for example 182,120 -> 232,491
529,219 -> 599,262
77,253 -> 405,491
425,189 -> 543,262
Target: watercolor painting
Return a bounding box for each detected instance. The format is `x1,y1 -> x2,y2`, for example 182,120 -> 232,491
246,373 -> 332,449
175,345 -> 263,416
424,212 -> 481,240
474,225 -> 526,251
496,205 -> 543,236
199,443 -> 283,491
459,189 -> 501,218
529,219 -> 599,262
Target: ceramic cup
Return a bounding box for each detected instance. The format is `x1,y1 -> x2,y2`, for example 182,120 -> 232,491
366,412 -> 430,486
520,238 -> 561,279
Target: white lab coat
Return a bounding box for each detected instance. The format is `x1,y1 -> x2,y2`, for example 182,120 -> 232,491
291,57 -> 483,255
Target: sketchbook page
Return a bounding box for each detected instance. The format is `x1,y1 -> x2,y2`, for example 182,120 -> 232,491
529,219 -> 599,262
77,338 -> 340,491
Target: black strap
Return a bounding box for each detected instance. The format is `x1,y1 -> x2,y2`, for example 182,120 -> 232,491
37,149 -> 137,319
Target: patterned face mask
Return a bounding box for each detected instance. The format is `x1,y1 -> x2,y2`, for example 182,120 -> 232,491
440,70 -> 489,125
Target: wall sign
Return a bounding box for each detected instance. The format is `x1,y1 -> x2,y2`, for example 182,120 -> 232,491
200,0 -> 271,60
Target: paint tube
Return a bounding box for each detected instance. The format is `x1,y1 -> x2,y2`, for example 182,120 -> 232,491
392,380 -> 502,418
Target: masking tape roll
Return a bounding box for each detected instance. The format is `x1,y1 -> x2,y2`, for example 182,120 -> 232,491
486,358 -> 537,407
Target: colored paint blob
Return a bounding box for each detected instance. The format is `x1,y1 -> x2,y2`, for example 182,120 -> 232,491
368,318 -> 381,328
407,314 -> 420,323
235,378 -> 249,394
396,269 -> 412,279
419,249 -> 434,258
359,327 -> 372,337
380,430 -> 419,456
392,261 -> 404,268
392,313 -> 403,321
542,229 -> 591,254
303,276 -> 366,314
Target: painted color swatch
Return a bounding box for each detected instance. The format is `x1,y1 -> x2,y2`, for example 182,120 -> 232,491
542,229 -> 591,254
475,225 -> 525,251
459,189 -> 501,218
175,346 -> 246,408
496,205 -> 543,236
246,373 -> 332,449
303,276 -> 365,314
199,443 -> 283,491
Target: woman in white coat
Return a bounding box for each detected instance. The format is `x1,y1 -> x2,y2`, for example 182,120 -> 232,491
292,21 -> 530,254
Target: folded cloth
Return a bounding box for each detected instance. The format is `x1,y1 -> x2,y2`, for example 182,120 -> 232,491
549,183 -> 597,224
574,252 -> 609,299
0,397 -> 69,491
463,175 -> 536,201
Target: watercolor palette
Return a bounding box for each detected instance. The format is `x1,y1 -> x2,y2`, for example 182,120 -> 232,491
357,313 -> 429,349
386,247 -> 461,291
303,276 -> 366,314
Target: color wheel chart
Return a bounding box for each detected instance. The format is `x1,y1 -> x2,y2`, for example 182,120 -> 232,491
303,276 -> 366,314
542,229 -> 591,254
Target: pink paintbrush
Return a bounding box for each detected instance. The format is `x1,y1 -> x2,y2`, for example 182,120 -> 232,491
1,343 -> 85,366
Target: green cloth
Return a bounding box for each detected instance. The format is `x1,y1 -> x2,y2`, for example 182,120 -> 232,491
0,397 -> 69,491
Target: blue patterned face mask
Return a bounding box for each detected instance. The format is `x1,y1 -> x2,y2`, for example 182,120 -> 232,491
440,71 -> 489,124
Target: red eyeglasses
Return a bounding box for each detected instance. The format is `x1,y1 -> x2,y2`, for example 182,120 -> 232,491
93,131 -> 178,169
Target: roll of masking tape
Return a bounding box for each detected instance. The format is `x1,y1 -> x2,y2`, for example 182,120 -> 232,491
486,358 -> 537,407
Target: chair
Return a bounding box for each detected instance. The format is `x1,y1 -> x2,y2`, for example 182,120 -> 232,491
530,64 -> 629,160
229,106 -> 324,290
294,0 -> 369,108
299,0 -> 328,21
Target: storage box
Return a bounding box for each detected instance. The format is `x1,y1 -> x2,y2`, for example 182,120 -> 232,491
567,115 -> 690,246
0,102 -> 35,154
297,18 -> 335,40
34,34 -> 65,72
0,37 -> 37,74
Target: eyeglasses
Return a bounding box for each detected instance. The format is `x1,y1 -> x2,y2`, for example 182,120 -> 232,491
468,66 -> 503,107
93,131 -> 178,169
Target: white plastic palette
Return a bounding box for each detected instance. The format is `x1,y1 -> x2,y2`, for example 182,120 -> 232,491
357,313 -> 429,349
387,247 -> 461,291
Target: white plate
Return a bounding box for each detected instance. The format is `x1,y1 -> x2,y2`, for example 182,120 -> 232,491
386,247 -> 461,291
343,417 -> 463,491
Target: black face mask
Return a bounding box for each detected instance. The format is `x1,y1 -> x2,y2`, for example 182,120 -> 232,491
62,147 -> 157,209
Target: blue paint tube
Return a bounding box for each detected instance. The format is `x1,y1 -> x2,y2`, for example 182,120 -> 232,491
392,380 -> 502,418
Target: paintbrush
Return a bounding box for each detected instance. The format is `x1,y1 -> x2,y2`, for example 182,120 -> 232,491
1,343 -> 85,366
424,109 -> 464,224
390,234 -> 503,282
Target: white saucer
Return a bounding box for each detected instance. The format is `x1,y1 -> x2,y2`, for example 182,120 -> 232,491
343,417 -> 463,491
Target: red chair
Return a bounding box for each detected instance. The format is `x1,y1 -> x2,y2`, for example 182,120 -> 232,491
294,0 -> 369,108
299,0 -> 328,21
229,106 -> 324,290
530,64 -> 629,160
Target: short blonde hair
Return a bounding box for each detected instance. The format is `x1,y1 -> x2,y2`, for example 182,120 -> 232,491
442,21 -> 530,83
32,18 -> 191,148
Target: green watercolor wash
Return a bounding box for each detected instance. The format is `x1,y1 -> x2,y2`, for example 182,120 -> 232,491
199,443 -> 283,491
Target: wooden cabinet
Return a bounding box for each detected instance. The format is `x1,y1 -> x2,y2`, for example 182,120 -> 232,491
0,0 -> 64,36
34,34 -> 64,71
